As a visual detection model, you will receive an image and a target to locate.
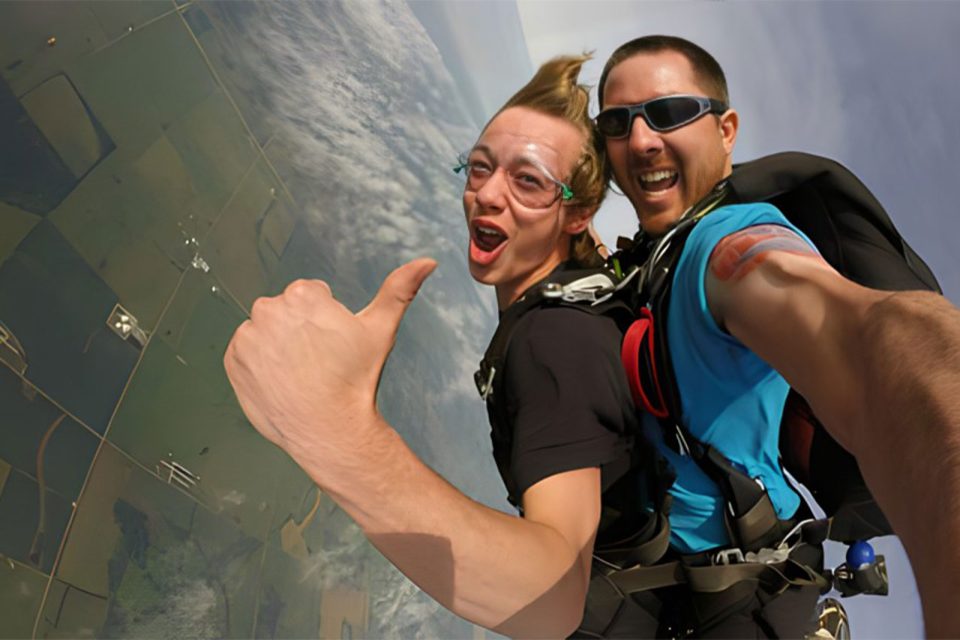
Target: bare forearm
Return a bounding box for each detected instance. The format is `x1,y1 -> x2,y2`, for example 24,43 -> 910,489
849,291 -> 960,637
292,416 -> 590,638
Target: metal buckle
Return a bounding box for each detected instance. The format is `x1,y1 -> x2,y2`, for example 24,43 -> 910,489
474,365 -> 496,401
540,274 -> 616,304
541,282 -> 563,299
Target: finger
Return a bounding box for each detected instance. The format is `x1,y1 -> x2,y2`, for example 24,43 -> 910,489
357,258 -> 437,338
284,278 -> 332,300
250,296 -> 271,323
283,279 -> 336,318
223,326 -> 285,445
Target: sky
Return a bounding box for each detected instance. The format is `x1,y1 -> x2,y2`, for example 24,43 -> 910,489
509,2 -> 958,637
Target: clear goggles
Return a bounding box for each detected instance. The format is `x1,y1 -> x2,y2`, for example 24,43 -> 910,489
454,146 -> 574,209
595,94 -> 728,138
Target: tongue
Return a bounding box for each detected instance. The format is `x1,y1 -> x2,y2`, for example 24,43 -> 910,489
641,174 -> 678,192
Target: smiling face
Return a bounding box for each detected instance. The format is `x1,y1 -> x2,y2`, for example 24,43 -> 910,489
462,106 -> 592,309
602,50 -> 739,237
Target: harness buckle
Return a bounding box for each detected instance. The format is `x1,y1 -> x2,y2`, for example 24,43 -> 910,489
541,274 -> 618,304
744,545 -> 791,565
474,365 -> 496,401
541,282 -> 563,299
713,548 -> 745,565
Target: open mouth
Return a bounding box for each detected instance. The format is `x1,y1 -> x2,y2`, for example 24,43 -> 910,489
470,220 -> 508,266
474,225 -> 507,252
639,169 -> 679,194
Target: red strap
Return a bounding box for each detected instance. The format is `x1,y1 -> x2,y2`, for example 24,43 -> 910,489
620,307 -> 669,419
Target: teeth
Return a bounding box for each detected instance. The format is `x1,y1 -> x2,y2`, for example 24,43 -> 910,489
477,227 -> 503,237
640,170 -> 676,182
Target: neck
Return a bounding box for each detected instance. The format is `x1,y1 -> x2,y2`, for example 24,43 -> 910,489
640,170 -> 734,240
495,255 -> 566,310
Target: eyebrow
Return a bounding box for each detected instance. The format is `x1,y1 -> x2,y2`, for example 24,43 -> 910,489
470,146 -> 559,176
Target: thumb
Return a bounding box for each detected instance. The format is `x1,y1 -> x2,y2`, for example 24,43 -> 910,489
358,257 -> 437,337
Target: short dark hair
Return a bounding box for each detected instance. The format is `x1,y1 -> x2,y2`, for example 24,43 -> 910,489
598,35 -> 729,109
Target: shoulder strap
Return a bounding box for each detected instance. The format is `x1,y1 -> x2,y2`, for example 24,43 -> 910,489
476,265 -> 636,401
478,264 -> 636,509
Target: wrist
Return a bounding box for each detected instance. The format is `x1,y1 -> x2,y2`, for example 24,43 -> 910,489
292,408 -> 394,492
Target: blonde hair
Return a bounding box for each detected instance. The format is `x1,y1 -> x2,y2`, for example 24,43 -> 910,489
496,54 -> 607,267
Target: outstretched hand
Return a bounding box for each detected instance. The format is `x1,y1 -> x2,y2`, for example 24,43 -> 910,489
223,258 -> 437,471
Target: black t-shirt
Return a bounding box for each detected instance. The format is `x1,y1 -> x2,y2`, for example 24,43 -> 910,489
493,305 -> 639,506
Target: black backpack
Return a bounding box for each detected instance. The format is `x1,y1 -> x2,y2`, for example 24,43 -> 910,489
619,151 -> 942,547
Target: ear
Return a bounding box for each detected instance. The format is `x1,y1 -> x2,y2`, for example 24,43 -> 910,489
563,205 -> 597,235
719,108 -> 739,155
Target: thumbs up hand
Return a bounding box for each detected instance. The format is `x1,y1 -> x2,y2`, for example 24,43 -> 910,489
223,258 -> 437,475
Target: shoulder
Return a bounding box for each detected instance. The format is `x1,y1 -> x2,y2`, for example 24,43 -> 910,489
691,202 -> 791,244
680,202 -> 815,271
510,305 -> 622,359
501,305 -> 626,400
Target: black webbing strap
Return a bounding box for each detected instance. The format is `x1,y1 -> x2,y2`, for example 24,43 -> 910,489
476,264 -> 630,402
474,290 -> 543,401
595,508 -> 673,569
608,545 -> 829,596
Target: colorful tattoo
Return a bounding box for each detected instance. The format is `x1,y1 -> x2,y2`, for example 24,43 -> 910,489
709,225 -> 820,282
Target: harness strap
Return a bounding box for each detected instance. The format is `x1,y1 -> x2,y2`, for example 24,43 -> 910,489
595,509 -> 673,569
608,544 -> 830,596
699,444 -> 783,551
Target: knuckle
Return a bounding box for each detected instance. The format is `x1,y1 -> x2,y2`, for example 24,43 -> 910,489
285,278 -> 332,300
250,296 -> 271,321
284,279 -> 311,296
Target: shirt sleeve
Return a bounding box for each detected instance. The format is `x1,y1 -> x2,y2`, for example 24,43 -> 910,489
671,202 -> 820,361
501,306 -> 638,500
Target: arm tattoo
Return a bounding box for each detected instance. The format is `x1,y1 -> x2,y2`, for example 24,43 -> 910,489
709,224 -> 821,282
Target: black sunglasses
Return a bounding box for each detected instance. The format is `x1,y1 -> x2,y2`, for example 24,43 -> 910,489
595,95 -> 728,138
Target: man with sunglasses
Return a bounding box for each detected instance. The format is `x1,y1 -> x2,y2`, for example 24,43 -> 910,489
593,35 -> 960,637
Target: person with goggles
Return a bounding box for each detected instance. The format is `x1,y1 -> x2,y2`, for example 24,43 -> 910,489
223,55 -> 641,639
593,35 -> 960,637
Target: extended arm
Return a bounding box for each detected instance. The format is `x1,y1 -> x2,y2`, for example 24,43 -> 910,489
223,260 -> 598,638
305,425 -> 600,639
705,225 -> 960,636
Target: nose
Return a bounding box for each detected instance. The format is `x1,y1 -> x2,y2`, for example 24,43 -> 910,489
627,113 -> 664,157
473,167 -> 510,211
